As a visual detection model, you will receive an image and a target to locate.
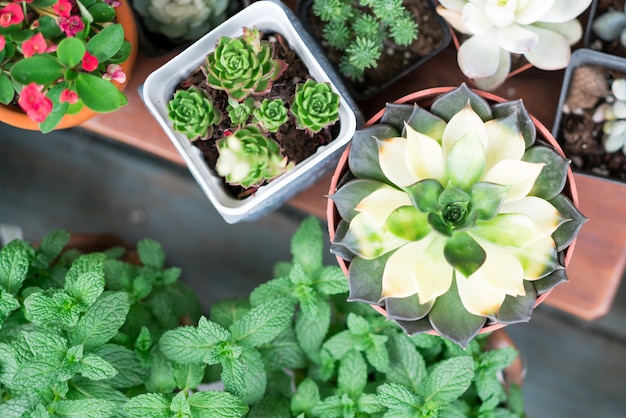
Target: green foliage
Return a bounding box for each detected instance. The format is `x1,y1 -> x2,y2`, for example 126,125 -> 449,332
312,0 -> 419,79
167,87 -> 222,141
252,98 -> 289,133
0,218 -> 527,417
290,79 -> 341,134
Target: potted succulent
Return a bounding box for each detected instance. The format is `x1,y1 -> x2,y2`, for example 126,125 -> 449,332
295,0 -> 452,100
327,84 -> 587,348
0,0 -> 138,133
142,0 -> 360,224
552,48 -> 626,183
0,218 -> 528,417
585,0 -> 626,56
435,0 -> 592,91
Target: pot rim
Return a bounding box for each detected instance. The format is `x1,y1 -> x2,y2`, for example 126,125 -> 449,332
326,85 -> 580,335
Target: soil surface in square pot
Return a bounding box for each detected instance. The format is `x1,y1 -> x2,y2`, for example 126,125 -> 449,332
301,0 -> 448,99
587,0 -> 626,56
177,31 -> 340,199
557,64 -> 626,182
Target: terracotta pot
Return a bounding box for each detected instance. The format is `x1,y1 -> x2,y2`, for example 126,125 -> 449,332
0,1 -> 139,131
327,86 -> 580,335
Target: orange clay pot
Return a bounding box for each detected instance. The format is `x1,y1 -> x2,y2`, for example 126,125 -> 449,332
326,86 -> 580,336
0,1 -> 138,131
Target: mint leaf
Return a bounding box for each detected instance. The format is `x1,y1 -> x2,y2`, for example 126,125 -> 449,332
239,347 -> 267,405
338,351 -> 367,398
0,397 -> 35,417
14,330 -> 67,364
290,217 -> 323,275
376,383 -> 423,412
28,404 -> 50,418
220,354 -> 246,398
295,298 -> 330,361
230,297 -> 294,348
159,325 -> 214,364
365,333 -> 389,373
70,292 -> 130,350
291,378 -> 320,417
67,377 -> 128,404
0,289 -> 20,325
160,266 -> 181,285
137,239 -> 165,269
24,288 -> 80,328
79,353 -> 118,380
347,313 -> 370,335
478,346 -> 518,374
170,391 -> 191,416
419,356 -> 475,403
259,326 -> 307,371
311,395 -> 345,417
173,362 -> 206,391
357,393 -> 385,415
289,263 -> 312,286
94,344 -> 148,389
34,229 -> 70,267
188,391 -> 249,417
13,359 -> 64,390
387,333 -> 426,393
209,298 -> 251,329
0,239 -> 31,294
124,393 -> 172,418
197,316 -> 231,344
249,277 -> 292,307
314,265 -> 349,295
64,253 -> 106,309
144,349 -> 176,394
323,330 -> 357,360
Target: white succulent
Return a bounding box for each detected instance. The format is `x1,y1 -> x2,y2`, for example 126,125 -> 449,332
436,0 -> 592,90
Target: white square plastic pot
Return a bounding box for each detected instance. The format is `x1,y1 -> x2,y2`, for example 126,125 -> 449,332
142,0 -> 360,223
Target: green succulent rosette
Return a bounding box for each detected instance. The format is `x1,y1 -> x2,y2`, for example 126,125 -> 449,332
204,27 -> 288,102
330,84 -> 587,347
215,125 -> 294,188
227,97 -> 254,126
167,87 -> 222,141
290,79 -> 340,133
253,98 -> 288,133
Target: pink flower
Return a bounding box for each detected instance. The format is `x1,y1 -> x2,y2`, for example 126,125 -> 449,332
22,33 -> 47,57
58,15 -> 84,37
82,51 -> 98,72
0,3 -> 24,27
60,89 -> 78,104
0,35 -> 5,52
102,64 -> 126,83
18,83 -> 53,123
53,0 -> 73,18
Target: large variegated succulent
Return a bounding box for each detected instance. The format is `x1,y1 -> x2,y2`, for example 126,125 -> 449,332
436,0 -> 592,91
330,84 -> 586,347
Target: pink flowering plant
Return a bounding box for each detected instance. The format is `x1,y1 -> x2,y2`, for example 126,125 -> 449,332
0,0 -> 132,132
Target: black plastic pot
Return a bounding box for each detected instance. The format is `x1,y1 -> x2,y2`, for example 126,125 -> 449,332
295,0 -> 452,101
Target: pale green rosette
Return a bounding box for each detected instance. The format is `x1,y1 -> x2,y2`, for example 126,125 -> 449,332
330,83 -> 587,347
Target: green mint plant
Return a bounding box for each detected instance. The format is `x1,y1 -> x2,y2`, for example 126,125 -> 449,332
312,0 -> 419,80
167,87 -> 222,140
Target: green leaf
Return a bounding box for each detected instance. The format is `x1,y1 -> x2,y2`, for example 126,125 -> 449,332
50,399 -> 117,418
238,347 -> 267,405
230,297 -> 295,348
315,265 -> 349,295
349,125 -> 396,182
93,344 -> 148,389
124,393 -> 172,418
347,312 -> 370,335
0,398 -> 36,417
387,333 -> 427,393
443,232 -> 486,278
209,298 -> 251,329
291,216 -> 324,275
10,55 -> 65,85
295,297 -> 330,361
70,292 -> 130,350
469,182 -> 510,221
159,325 -> 215,364
144,349 -> 176,394
356,393 -> 385,415
549,194 -> 588,252
13,359 -> 64,390
137,238 -> 165,269
197,316 -> 232,344
57,37 -> 86,67
64,253 -> 106,309
419,356 -> 475,403
36,229 -> 70,266
170,391 -> 191,416
259,326 -> 307,371
376,383 -> 422,412
311,395 -> 346,418
188,391 -> 249,418
219,352 -> 246,399
79,353 -> 118,380
338,350 -> 367,399
250,277 -> 292,306
0,289 -> 20,324
173,362 -> 206,391
87,23 -> 124,61
386,205 -> 431,241
478,346 -> 518,374
76,73 -> 124,112
365,333 -> 390,373
14,330 -> 67,365
524,145 -> 569,200
291,378 -> 320,417
331,179 -> 386,222
24,288 -> 81,329
66,377 -> 128,404
323,330 -> 357,360
0,72 -> 14,104
0,239 -> 30,294
475,373 -> 505,407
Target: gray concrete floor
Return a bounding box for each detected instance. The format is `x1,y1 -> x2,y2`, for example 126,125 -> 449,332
1,124 -> 625,416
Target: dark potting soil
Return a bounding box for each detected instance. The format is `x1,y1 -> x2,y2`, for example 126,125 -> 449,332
587,0 -> 626,57
557,64 -> 626,182
304,0 -> 448,99
176,32 -> 340,199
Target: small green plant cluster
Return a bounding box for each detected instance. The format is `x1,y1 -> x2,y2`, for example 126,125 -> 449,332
593,78 -> 626,156
167,27 -> 341,189
591,3 -> 626,49
312,0 -> 419,80
0,218 -> 527,417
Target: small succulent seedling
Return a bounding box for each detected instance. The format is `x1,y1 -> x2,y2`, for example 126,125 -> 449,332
203,27 -> 288,101
592,4 -> 626,48
330,84 -> 587,347
215,125 -> 294,188
593,78 -> 626,155
312,0 -> 418,80
167,87 -> 222,140
252,98 -> 289,133
227,97 -> 255,126
290,79 -> 341,134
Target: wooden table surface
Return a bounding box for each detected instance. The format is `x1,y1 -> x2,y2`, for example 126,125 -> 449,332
82,2 -> 626,321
